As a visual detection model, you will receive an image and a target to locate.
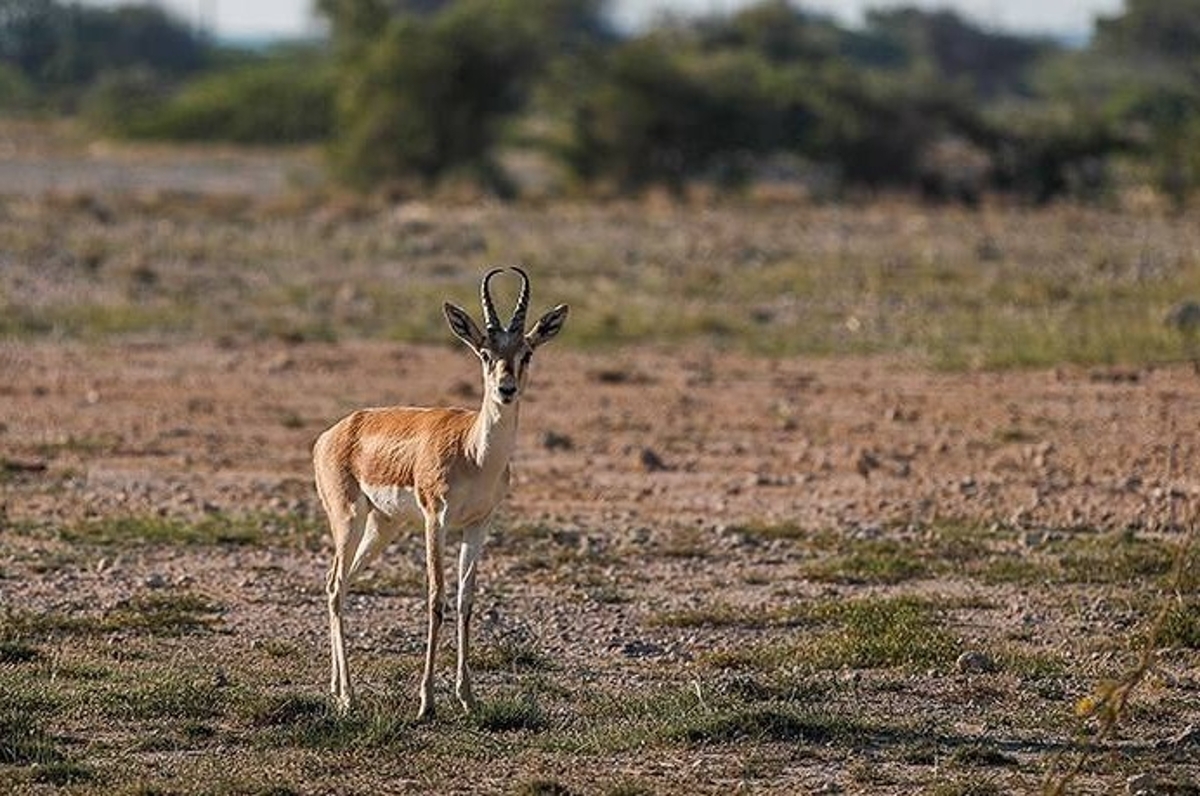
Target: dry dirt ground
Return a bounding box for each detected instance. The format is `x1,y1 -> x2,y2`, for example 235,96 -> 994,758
2,337 -> 1199,794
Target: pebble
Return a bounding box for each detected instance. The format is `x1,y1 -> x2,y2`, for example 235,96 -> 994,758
1126,773 -> 1154,795
639,448 -> 669,472
618,639 -> 664,658
956,650 -> 997,674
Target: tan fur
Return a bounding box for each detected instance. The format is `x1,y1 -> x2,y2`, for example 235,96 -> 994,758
315,407 -> 481,515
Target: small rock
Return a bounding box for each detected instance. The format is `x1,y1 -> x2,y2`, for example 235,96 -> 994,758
855,450 -> 880,478
1021,530 -> 1046,549
1169,723 -> 1199,747
639,448 -> 669,472
1126,773 -> 1154,796
620,640 -> 664,658
542,430 -> 574,451
1166,300 -> 1200,332
143,573 -> 169,589
956,650 -> 997,674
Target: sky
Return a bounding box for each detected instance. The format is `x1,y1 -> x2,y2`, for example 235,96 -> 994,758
85,0 -> 1126,40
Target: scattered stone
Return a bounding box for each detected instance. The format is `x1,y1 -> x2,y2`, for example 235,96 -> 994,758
855,449 -> 880,478
1166,300 -> 1200,333
1169,723 -> 1199,748
542,430 -> 574,451
619,640 -> 664,658
143,573 -> 169,589
1021,530 -> 1047,548
1089,368 -> 1141,384
751,472 -> 792,487
956,650 -> 997,674
1126,773 -> 1154,796
639,448 -> 669,472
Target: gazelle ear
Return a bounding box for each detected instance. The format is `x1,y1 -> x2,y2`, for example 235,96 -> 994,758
526,304 -> 569,349
444,302 -> 486,352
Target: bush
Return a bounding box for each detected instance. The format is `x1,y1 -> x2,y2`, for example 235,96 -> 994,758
564,38 -> 809,193
92,53 -> 335,144
0,63 -> 36,111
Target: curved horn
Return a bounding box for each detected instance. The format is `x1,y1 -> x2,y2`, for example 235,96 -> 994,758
480,267 -> 503,332
508,266 -> 531,333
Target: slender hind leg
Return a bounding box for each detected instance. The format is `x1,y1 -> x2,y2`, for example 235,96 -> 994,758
349,508 -> 401,581
324,495 -> 367,714
455,523 -> 486,713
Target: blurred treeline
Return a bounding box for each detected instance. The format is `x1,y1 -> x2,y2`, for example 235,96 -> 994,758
3,0 -> 1200,203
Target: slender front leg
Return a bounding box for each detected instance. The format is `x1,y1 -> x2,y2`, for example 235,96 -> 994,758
418,510 -> 446,721
456,524 -> 486,713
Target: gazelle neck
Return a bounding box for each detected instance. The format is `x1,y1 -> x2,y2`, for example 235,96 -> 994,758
467,393 -> 519,468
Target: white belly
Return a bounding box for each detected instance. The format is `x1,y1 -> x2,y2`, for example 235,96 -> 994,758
360,483 -> 421,521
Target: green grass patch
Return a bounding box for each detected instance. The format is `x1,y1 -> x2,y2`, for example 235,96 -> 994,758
30,760 -> 95,786
473,693 -> 547,733
805,597 -> 959,670
803,539 -> 931,584
105,591 -> 225,636
1053,531 -> 1178,584
0,640 -> 40,664
474,638 -> 553,673
0,711 -> 64,766
55,514 -> 276,547
665,706 -> 850,745
242,690 -> 410,750
1155,600 -> 1200,649
996,650 -> 1069,680
719,521 -> 997,586
981,530 -> 1183,586
666,595 -> 959,671
724,520 -> 809,542
1,590 -> 223,641
653,603 -> 780,630
101,668 -> 228,722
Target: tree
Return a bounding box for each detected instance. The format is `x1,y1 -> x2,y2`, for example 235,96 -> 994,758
1091,0 -> 1200,203
1096,0 -> 1200,68
320,0 -> 607,191
0,0 -> 206,90
866,8 -> 1055,98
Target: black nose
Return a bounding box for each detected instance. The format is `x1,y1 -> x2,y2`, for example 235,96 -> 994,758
499,385 -> 517,400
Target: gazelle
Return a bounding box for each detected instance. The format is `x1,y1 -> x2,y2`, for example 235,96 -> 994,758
313,267 -> 568,718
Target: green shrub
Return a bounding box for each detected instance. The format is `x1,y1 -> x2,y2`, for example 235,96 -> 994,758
100,55 -> 335,144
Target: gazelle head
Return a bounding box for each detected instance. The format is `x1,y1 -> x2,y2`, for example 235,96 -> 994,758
443,267 -> 569,406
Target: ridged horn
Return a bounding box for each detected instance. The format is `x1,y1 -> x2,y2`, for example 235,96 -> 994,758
508,266 -> 530,333
480,267 -> 503,332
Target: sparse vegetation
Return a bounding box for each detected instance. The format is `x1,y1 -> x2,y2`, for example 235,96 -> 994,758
4,194 -> 1200,367
4,70 -> 1200,791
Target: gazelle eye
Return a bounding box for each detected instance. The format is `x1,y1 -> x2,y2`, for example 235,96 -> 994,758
480,350 -> 493,364
520,351 -> 532,367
